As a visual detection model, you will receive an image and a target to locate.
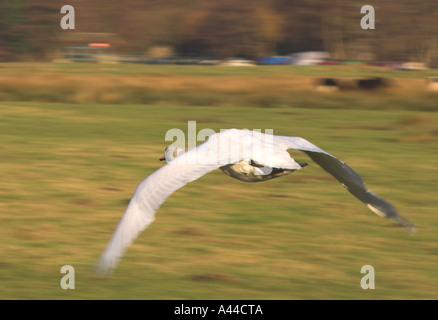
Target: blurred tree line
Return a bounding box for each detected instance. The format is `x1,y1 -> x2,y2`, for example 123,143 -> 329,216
1,0 -> 437,65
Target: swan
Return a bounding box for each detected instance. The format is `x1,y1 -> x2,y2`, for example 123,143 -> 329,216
97,129 -> 416,274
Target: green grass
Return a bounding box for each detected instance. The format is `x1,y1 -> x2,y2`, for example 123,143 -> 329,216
0,64 -> 437,299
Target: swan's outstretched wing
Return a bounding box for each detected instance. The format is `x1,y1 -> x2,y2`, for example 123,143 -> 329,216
273,135 -> 416,233
97,133 -> 232,274
97,129 -> 270,274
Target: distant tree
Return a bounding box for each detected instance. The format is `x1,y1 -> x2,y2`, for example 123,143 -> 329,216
20,1 -> 59,60
188,0 -> 257,58
276,1 -> 325,54
0,1 -> 26,61
252,6 -> 284,57
0,1 -> 59,61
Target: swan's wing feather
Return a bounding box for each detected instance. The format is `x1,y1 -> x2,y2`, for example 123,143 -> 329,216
97,135 -> 229,274
273,136 -> 416,233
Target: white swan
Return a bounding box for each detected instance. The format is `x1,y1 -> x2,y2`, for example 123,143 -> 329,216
97,129 -> 416,274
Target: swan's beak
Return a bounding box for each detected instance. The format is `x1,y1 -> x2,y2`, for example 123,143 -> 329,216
159,155 -> 166,161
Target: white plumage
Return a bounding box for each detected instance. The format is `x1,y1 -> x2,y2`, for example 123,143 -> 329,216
97,129 -> 416,274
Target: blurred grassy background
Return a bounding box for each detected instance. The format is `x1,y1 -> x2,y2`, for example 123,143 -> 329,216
0,63 -> 437,299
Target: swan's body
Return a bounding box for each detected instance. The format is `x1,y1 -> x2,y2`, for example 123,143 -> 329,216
220,160 -> 299,182
97,129 -> 416,274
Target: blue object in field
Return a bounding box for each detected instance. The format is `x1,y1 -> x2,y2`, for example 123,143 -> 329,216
257,56 -> 295,65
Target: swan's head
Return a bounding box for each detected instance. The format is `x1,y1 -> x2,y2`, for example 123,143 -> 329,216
159,145 -> 185,162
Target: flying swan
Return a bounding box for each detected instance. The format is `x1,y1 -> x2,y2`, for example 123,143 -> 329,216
97,129 -> 416,274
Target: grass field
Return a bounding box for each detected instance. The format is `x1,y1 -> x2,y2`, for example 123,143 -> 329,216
0,63 -> 437,299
